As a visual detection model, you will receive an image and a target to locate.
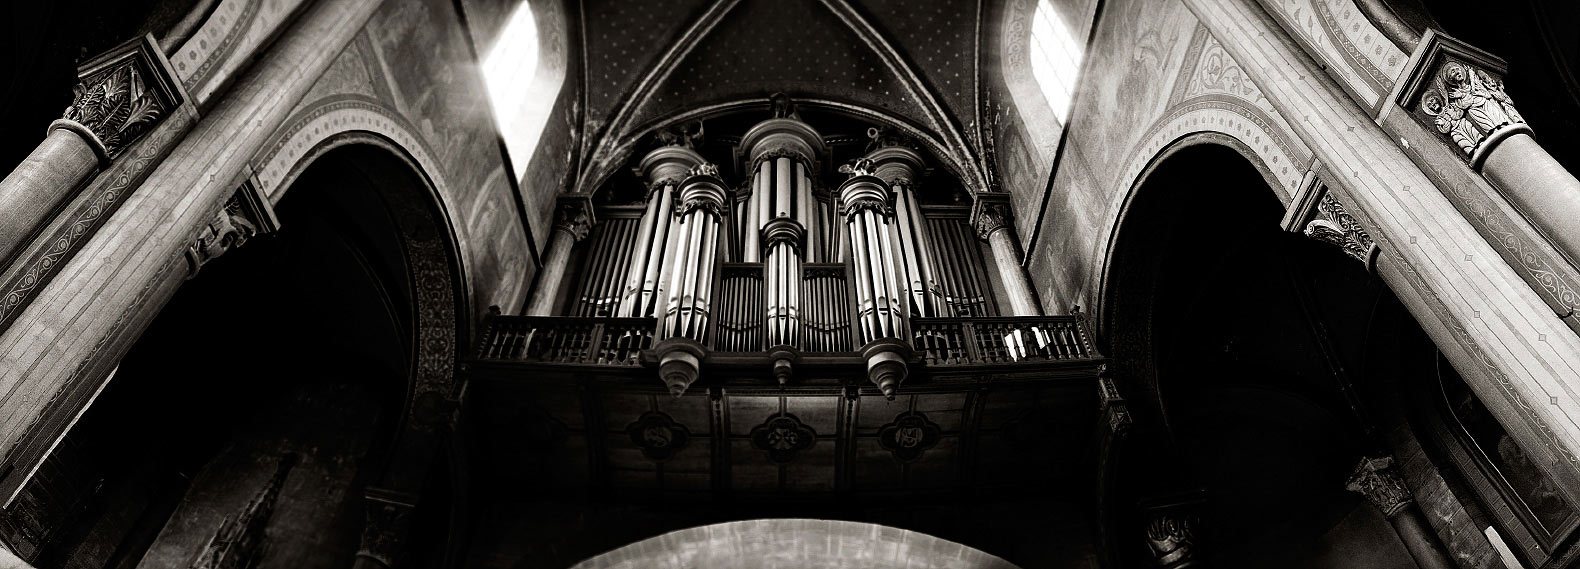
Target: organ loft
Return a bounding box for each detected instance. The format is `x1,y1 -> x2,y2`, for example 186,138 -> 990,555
2,0 -> 1580,568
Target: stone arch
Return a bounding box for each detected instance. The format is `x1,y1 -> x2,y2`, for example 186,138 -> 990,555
570,519 -> 1021,569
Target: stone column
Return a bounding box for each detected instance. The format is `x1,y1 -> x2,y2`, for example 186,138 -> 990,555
620,145 -> 703,317
653,163 -> 728,396
1346,456 -> 1456,569
837,159 -> 912,399
739,114 -> 825,380
1183,0 -> 1580,483
524,197 -> 594,316
0,34 -> 182,265
971,194 -> 1040,316
1396,31 -> 1580,269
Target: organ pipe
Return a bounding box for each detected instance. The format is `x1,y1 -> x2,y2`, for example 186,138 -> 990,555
837,159 -> 912,398
625,145 -> 704,318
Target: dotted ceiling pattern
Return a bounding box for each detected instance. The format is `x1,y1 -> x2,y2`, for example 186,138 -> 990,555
580,0 -> 711,133
853,0 -> 979,134
628,0 -> 939,134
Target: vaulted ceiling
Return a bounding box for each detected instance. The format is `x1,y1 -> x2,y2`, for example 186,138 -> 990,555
571,0 -> 994,196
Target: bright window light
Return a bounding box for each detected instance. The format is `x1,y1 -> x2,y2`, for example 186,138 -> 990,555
1028,0 -> 1083,122
484,3 -> 542,181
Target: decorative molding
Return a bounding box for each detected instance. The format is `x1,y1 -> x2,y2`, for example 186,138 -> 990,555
1345,455 -> 1413,518
357,487 -> 417,567
1397,30 -> 1529,168
552,196 -> 595,242
56,34 -> 185,161
1283,170 -> 1379,269
749,412 -> 817,463
1144,511 -> 1200,569
625,411 -> 691,462
190,453 -> 297,569
184,173 -> 280,279
877,411 -> 941,462
1098,376 -> 1131,435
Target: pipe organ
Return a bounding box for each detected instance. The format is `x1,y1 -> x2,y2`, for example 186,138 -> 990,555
559,114 -> 1014,399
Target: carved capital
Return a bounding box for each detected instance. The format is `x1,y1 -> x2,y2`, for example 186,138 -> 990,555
1346,455 -> 1414,518
1140,496 -> 1204,569
675,169 -> 728,220
552,196 -> 595,242
1398,30 -> 1529,168
1284,171 -> 1378,268
185,174 -> 280,279
56,34 -> 183,161
358,487 -> 418,567
836,176 -> 893,222
637,145 -> 705,192
971,194 -> 1015,240
761,217 -> 805,252
742,117 -> 825,172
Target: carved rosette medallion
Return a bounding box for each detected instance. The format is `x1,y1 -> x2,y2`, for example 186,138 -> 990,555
625,411 -> 691,462
1345,455 -> 1414,518
749,412 -> 817,463
877,411 -> 942,462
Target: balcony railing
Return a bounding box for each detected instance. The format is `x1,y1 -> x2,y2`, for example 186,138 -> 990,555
911,316 -> 1096,366
476,316 -> 655,365
473,315 -> 1099,369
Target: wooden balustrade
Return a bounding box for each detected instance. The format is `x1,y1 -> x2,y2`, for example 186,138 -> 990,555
475,316 -> 655,365
911,316 -> 1097,366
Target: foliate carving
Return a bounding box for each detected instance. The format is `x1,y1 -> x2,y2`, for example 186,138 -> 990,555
190,454 -> 297,569
1345,455 -> 1414,518
687,162 -> 720,179
1304,194 -> 1376,264
57,34 -> 181,159
626,411 -> 691,462
676,197 -> 724,219
877,411 -> 941,462
843,197 -> 891,222
749,412 -> 817,463
654,120 -> 704,149
1421,60 -> 1525,159
552,199 -> 594,242
838,157 -> 878,177
184,179 -> 279,279
973,203 -> 1012,240
358,488 -> 417,567
1144,512 -> 1200,569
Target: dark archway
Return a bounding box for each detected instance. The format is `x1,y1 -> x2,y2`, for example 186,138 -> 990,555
0,141 -> 469,569
1099,139 -> 1424,568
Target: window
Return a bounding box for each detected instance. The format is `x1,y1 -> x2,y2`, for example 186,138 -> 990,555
1028,0 -> 1083,122
483,3 -> 547,182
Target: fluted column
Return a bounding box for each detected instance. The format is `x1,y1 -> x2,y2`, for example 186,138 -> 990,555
838,160 -> 912,398
0,35 -> 182,265
621,145 -> 703,317
524,197 -> 593,316
1397,31 -> 1580,270
971,195 -> 1040,316
1346,456 -> 1456,569
740,117 -> 825,382
653,163 -> 727,396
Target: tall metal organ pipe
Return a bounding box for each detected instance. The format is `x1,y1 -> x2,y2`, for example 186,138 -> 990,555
651,163 -> 727,398
624,146 -> 704,318
837,156 -> 918,400
739,118 -> 826,383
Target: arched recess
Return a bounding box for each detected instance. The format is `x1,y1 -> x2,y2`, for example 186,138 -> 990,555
1096,139 -> 1428,568
0,139 -> 470,567
569,519 -> 1022,569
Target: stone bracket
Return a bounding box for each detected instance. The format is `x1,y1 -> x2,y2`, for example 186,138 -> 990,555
184,169 -> 280,279
1283,165 -> 1380,272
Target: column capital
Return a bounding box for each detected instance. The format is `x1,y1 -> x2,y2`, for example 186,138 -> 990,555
55,33 -> 186,162
863,142 -> 926,187
676,163 -> 728,219
1395,29 -> 1529,168
761,217 -> 805,252
552,195 -> 596,242
970,193 -> 1014,240
1140,495 -> 1204,569
741,117 -> 827,172
1346,455 -> 1414,518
